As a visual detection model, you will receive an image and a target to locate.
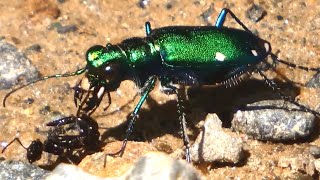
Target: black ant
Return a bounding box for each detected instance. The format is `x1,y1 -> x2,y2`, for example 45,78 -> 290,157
2,114 -> 101,164
2,83 -> 106,164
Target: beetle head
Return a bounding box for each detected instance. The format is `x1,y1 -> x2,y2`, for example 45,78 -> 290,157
85,44 -> 126,91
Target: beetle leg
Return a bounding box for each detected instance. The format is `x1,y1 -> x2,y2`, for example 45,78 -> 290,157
106,76 -> 156,157
73,79 -> 84,107
145,21 -> 152,36
175,88 -> 191,162
83,86 -> 106,116
215,8 -> 251,33
158,78 -> 191,162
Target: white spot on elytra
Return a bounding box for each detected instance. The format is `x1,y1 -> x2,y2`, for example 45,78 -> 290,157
215,52 -> 226,61
251,50 -> 258,56
264,43 -> 270,52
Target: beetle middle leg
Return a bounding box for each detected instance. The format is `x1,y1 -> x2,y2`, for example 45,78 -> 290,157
159,77 -> 192,162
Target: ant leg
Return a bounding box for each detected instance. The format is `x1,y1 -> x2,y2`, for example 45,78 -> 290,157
46,116 -> 77,127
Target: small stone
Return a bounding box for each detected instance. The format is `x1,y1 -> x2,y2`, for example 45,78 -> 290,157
25,44 -> 42,53
232,100 -> 316,141
278,154 -> 315,176
190,113 -> 244,163
0,40 -> 39,90
314,159 -> 320,172
50,22 -> 78,34
78,141 -> 157,177
138,0 -> 151,8
46,163 -> 104,180
309,145 -> 320,159
306,72 -> 320,88
0,160 -> 48,179
23,98 -> 34,105
39,106 -> 51,115
201,3 -> 215,25
123,152 -> 203,180
276,15 -> 284,21
48,152 -> 204,180
246,4 -> 267,22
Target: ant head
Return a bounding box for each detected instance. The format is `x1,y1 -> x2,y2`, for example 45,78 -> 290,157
85,44 -> 126,91
27,139 -> 44,163
1,138 -> 44,164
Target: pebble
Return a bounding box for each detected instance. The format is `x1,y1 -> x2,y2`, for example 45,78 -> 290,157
314,159 -> 320,172
190,113 -> 244,163
122,152 -> 203,180
0,40 -> 39,90
138,0 -> 151,8
46,152 -> 204,180
278,153 -> 315,176
0,160 -> 48,180
50,22 -> 78,34
25,44 -> 42,53
246,4 -> 267,22
231,100 -> 316,141
306,72 -> 320,88
200,3 -> 215,25
309,145 -> 320,159
78,141 -> 158,177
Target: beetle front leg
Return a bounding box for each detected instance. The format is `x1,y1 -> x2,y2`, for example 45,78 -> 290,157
73,79 -> 85,107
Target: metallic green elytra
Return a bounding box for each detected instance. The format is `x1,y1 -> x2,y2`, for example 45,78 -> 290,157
3,8 -> 320,163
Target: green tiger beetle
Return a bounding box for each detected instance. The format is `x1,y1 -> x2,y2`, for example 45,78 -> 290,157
3,8 -> 320,162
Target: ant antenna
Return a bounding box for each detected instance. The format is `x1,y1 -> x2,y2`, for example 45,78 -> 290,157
2,138 -> 28,153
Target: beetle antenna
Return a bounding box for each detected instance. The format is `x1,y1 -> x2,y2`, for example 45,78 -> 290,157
3,67 -> 86,107
270,53 -> 320,72
257,69 -> 320,117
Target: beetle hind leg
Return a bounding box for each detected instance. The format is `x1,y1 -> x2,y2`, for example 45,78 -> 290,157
215,8 -> 251,33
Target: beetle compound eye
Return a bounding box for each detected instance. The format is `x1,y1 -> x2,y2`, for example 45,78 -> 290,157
102,62 -> 122,83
